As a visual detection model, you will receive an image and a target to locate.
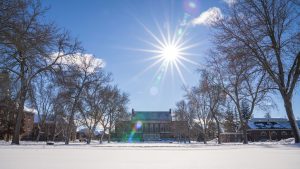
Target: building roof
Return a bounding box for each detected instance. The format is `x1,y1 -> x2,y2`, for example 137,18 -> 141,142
248,118 -> 300,129
132,111 -> 172,121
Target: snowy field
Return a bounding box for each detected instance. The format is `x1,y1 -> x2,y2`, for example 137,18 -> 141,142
0,141 -> 300,169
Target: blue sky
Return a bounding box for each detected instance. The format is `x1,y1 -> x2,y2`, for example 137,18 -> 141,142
42,0 -> 300,118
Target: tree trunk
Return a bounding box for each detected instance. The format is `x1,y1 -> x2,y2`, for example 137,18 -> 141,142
237,106 -> 249,144
203,128 -> 207,144
283,96 -> 300,143
188,127 -> 191,143
11,98 -> 25,145
4,134 -> 10,142
213,115 -> 222,144
52,116 -> 57,142
99,134 -> 104,144
12,58 -> 26,145
87,129 -> 93,144
36,131 -> 41,142
87,134 -> 91,144
242,121 -> 248,144
65,113 -> 75,145
36,124 -> 41,142
65,129 -> 70,144
108,129 -> 111,143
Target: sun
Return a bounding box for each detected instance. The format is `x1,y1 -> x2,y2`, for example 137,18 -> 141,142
162,45 -> 180,62
130,20 -> 200,87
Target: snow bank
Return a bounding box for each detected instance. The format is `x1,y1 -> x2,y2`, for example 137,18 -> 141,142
0,141 -> 300,169
278,138 -> 295,144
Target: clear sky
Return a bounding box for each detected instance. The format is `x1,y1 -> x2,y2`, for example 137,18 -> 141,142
42,0 -> 300,118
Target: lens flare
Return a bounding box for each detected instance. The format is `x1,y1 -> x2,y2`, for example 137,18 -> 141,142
183,0 -> 200,16
128,121 -> 143,142
136,121 -> 143,129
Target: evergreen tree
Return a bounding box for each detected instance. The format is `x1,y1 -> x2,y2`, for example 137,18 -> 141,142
264,112 -> 271,119
241,100 -> 251,121
223,109 -> 236,133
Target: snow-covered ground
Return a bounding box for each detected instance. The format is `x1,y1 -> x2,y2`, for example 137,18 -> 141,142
0,141 -> 300,169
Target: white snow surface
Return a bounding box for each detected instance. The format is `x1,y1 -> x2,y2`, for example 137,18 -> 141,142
0,140 -> 300,169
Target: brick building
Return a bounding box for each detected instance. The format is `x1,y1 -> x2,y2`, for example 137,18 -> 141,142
220,118 -> 300,142
0,108 -> 35,141
247,118 -> 300,141
21,110 -> 35,140
32,115 -> 76,141
0,70 -> 10,100
114,109 -> 189,142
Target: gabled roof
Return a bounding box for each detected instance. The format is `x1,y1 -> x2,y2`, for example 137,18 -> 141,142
248,118 -> 300,129
132,111 -> 172,121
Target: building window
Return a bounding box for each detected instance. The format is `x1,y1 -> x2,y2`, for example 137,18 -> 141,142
271,131 -> 277,140
155,124 -> 159,133
165,125 -> 169,132
281,131 -> 287,137
260,131 -> 267,137
160,124 -> 165,132
149,123 -> 153,132
271,131 -> 277,136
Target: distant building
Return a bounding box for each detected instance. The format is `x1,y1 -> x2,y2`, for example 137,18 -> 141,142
21,110 -> 35,140
220,118 -> 300,143
0,70 -> 10,100
31,115 -> 76,142
114,109 -> 189,142
0,108 -> 34,141
76,128 -> 102,142
247,118 -> 300,141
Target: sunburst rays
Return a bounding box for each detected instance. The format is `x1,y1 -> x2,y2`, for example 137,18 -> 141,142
123,18 -> 200,96
136,21 -> 199,86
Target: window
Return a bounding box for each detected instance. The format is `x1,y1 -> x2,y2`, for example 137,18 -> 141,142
271,131 -> 277,136
160,124 -> 165,132
260,131 -> 267,137
165,124 -> 169,132
155,124 -> 159,133
271,131 -> 277,140
281,131 -> 287,135
144,123 -> 148,132
149,123 -> 153,132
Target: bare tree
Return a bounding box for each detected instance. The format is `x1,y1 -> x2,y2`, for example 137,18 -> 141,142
213,0 -> 300,142
51,94 -> 69,142
186,86 -> 211,144
208,50 -> 272,144
174,100 -> 188,121
98,86 -> 111,144
77,70 -> 110,144
55,54 -> 104,144
107,88 -> 129,143
97,85 -> 129,143
197,70 -> 226,144
28,74 -> 55,141
0,0 -> 81,144
174,99 -> 195,143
